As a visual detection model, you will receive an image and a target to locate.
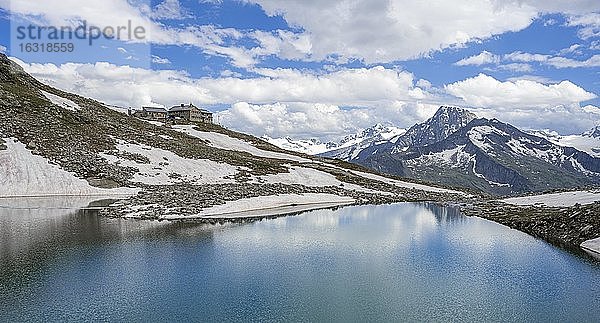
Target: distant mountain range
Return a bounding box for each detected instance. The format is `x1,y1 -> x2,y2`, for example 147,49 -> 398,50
264,124 -> 405,157
528,127 -> 600,158
268,106 -> 600,195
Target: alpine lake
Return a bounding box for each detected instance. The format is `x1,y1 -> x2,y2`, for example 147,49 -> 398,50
1,199 -> 599,322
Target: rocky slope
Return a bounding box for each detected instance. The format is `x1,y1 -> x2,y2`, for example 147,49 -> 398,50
0,53 -> 468,219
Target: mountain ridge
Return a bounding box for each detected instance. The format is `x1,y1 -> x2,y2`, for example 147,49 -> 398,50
354,115 -> 600,194
268,103 -> 600,195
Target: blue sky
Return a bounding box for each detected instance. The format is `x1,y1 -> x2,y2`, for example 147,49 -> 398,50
0,0 -> 599,139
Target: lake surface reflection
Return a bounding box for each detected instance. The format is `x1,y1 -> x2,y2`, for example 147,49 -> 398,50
1,199 -> 599,322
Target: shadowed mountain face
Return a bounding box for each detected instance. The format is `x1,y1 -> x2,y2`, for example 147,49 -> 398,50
392,106 -> 477,149
353,106 -> 476,162
352,108 -> 600,195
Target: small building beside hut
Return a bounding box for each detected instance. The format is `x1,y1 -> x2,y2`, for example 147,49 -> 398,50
134,106 -> 168,120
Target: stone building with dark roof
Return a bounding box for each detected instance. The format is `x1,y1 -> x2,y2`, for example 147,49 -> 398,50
135,106 -> 168,120
168,103 -> 212,123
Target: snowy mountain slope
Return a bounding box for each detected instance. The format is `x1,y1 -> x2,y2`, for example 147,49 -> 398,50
353,108 -> 600,195
175,125 -> 312,162
319,124 -> 406,161
0,138 -> 136,197
354,106 -> 476,161
265,124 -> 405,160
262,136 -> 335,155
530,127 -> 600,158
584,125 -> 600,138
99,140 -> 240,186
0,53 -> 467,218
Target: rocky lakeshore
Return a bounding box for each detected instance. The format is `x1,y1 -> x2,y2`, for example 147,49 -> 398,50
461,201 -> 600,252
98,181 -> 471,220
97,180 -> 600,257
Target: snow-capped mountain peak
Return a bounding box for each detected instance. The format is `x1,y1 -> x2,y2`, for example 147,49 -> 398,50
337,123 -> 406,146
391,105 -> 477,150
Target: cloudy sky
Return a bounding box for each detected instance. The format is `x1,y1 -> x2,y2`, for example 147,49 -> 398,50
0,0 -> 599,140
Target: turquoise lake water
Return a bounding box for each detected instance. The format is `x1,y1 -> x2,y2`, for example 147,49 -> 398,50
1,201 -> 599,322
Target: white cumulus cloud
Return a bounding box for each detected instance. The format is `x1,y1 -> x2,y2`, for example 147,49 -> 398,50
505,51 -> 600,68
217,101 -> 440,140
249,0 -> 540,63
445,73 -> 597,109
567,13 -> 600,39
445,74 -> 599,133
12,58 -> 428,108
11,58 -> 600,138
249,0 -> 600,63
3,0 -> 599,67
0,1 -> 302,68
455,51 -> 500,66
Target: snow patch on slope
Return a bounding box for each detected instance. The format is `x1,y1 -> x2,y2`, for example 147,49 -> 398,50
159,193 -> 355,220
348,169 -> 467,195
506,137 -> 598,175
264,136 -> 332,155
502,190 -> 600,207
408,145 -> 511,187
411,145 -> 473,168
0,138 -> 136,197
40,90 -> 82,111
173,125 -> 311,163
100,140 -> 239,185
506,139 -> 563,162
581,237 -> 600,256
256,166 -> 341,187
468,126 -> 506,152
254,165 -> 393,195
